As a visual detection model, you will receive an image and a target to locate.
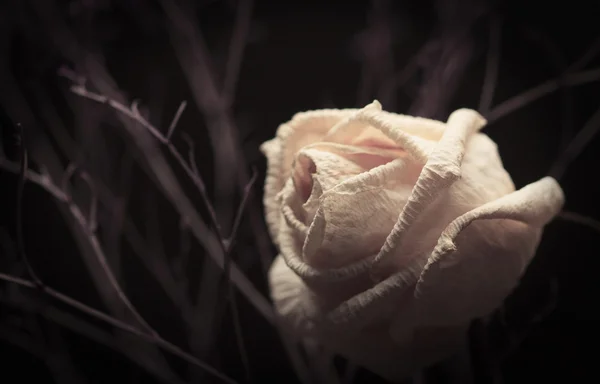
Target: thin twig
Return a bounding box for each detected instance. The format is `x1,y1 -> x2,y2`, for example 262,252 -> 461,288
181,132 -> 200,176
222,169 -> 258,383
0,292 -> 183,384
223,0 -> 254,106
487,25 -> 600,124
14,122 -> 44,288
158,0 -> 273,271
166,101 -> 187,142
226,169 -> 258,246
488,68 -> 600,124
0,272 -> 238,384
58,66 -> 273,321
154,3 -> 309,382
558,210 -> 600,234
59,70 -> 268,381
549,103 -> 600,180
567,36 -> 600,72
59,75 -> 225,244
61,163 -> 99,233
2,157 -> 158,337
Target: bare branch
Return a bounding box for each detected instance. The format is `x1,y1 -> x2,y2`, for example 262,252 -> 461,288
166,101 -> 188,142
488,68 -> 600,124
59,63 -> 274,322
1,157 -> 157,337
568,36 -> 600,72
181,131 -> 199,175
558,210 -> 600,234
549,103 -> 600,180
0,272 -> 238,384
61,76 -> 228,245
0,292 -> 182,384
61,163 -> 99,232
14,122 -> 44,289
221,169 -> 258,382
57,71 -> 274,380
223,0 -> 254,106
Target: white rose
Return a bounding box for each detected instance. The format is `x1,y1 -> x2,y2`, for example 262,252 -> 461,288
261,101 -> 564,380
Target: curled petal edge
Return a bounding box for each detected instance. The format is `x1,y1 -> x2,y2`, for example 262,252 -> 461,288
372,109 -> 488,277
412,176 -> 565,325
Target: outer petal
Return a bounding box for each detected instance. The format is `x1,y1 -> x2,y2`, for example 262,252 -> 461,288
261,109 -> 354,242
374,133 -> 516,275
372,109 -> 487,278
277,158 -> 421,308
414,177 -> 565,326
302,158 -> 419,269
328,100 -> 442,163
269,255 -> 468,382
269,255 -> 318,334
269,102 -> 449,285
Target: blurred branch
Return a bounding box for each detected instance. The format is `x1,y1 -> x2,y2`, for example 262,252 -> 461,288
549,103 -> 600,180
488,31 -> 600,125
568,36 -> 600,72
0,42 -> 180,379
0,323 -> 88,384
54,69 -> 273,321
157,0 -> 273,272
0,272 -> 237,384
409,24 -> 475,119
0,292 -> 182,384
153,3 -> 312,383
7,108 -> 161,338
7,153 -> 157,336
558,210 -> 600,234
223,0 -> 254,106
0,158 -> 241,383
57,72 -> 221,235
479,16 -> 502,116
521,26 -> 575,153
14,122 -> 44,288
61,163 -> 99,233
211,169 -> 258,382
57,72 -> 266,381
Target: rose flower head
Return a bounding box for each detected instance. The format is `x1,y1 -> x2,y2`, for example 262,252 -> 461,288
261,101 -> 564,380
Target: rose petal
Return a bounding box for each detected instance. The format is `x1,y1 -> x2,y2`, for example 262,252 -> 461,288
269,255 -> 467,382
292,148 -> 367,204
414,177 -> 565,326
302,158 -> 420,269
325,101 -> 442,163
373,133 -> 516,276
269,255 -> 318,334
371,109 -> 488,278
262,109 -> 354,242
292,143 -> 409,220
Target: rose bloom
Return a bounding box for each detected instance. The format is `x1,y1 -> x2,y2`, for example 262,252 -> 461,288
261,101 -> 564,380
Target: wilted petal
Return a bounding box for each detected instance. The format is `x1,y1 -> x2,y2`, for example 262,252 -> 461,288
262,109 -> 353,242
326,101 -> 441,163
373,133 -> 516,275
371,109 -> 488,279
269,255 -> 319,334
292,148 -> 367,205
302,158 -> 420,269
269,254 -> 467,382
414,177 -> 565,326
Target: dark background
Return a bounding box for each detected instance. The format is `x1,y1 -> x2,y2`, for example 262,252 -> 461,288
0,0 -> 599,383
